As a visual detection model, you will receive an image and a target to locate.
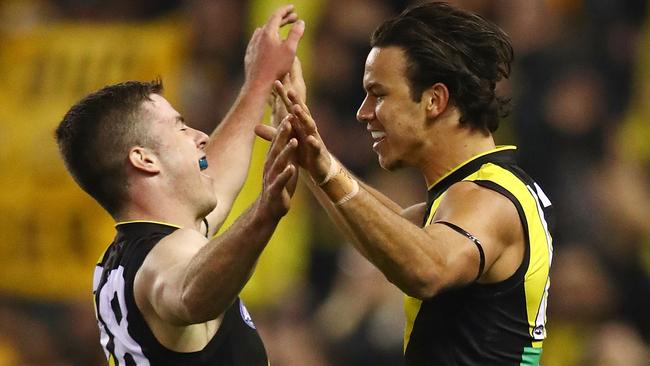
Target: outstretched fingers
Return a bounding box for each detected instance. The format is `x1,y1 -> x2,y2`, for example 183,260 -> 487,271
273,81 -> 309,136
265,119 -> 293,168
266,137 -> 297,205
274,80 -> 293,113
290,103 -> 318,136
287,89 -> 311,116
268,137 -> 297,180
267,163 -> 296,202
266,4 -> 296,30
279,12 -> 298,27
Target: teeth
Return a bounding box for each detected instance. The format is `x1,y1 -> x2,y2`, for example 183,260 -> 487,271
370,131 -> 386,139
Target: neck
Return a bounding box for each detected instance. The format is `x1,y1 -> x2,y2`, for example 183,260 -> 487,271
116,209 -> 201,230
419,128 -> 496,188
116,184 -> 202,231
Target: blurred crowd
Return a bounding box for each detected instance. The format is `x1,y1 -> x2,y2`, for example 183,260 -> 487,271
0,0 -> 649,365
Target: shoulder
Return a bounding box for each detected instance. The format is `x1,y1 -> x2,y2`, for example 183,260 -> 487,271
437,181 -> 517,219
140,228 -> 208,271
434,181 -> 521,244
135,228 -> 208,294
134,228 -> 208,313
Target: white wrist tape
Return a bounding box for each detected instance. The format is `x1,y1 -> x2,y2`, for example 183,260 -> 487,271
334,178 -> 359,206
317,155 -> 340,186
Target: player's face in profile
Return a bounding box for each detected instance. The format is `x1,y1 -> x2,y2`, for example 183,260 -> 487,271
357,47 -> 430,170
143,94 -> 217,216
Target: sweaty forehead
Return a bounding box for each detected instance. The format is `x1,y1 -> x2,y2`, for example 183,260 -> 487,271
363,46 -> 409,87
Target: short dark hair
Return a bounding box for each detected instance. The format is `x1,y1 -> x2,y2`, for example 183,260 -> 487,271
55,80 -> 163,216
371,2 -> 513,132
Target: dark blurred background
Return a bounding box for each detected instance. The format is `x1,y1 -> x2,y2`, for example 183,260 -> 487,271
0,0 -> 648,365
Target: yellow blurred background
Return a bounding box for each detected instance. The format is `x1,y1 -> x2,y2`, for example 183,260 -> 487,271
0,0 -> 648,365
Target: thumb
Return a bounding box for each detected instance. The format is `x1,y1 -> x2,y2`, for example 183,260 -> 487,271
285,20 -> 305,53
255,124 -> 277,141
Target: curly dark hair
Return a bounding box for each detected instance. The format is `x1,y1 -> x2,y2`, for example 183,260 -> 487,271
55,80 -> 163,216
371,2 -> 513,132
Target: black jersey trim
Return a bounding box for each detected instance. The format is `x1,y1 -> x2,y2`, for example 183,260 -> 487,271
424,147 -> 518,226
471,180 -> 531,296
115,220 -> 182,229
202,217 -> 209,238
434,221 -> 485,282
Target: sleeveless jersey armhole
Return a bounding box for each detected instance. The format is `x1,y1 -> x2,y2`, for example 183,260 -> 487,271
433,221 -> 485,282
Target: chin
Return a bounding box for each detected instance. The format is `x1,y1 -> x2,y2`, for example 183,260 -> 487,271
198,195 -> 218,218
377,154 -> 403,171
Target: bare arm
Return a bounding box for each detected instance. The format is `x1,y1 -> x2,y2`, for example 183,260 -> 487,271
257,61 -> 404,256
135,118 -> 298,325
272,84 -> 523,299
298,173 -> 423,259
202,5 -> 304,236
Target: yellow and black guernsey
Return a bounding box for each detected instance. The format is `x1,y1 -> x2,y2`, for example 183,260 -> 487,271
404,146 -> 553,366
92,221 -> 268,366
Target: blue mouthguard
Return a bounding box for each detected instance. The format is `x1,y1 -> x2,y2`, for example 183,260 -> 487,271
199,157 -> 208,170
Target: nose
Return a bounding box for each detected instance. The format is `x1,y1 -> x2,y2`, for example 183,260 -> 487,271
195,129 -> 209,149
356,95 -> 374,123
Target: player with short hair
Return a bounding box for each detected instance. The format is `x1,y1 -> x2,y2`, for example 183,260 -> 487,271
56,5 -> 303,365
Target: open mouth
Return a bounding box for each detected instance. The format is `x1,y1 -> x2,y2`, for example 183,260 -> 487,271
198,156 -> 208,171
370,131 -> 386,148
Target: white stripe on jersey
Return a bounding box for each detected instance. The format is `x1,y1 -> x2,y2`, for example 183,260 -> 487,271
96,265 -> 151,365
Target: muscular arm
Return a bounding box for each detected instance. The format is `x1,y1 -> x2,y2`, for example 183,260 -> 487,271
323,179 -> 522,298
135,114 -> 298,327
298,162 -> 405,259
202,6 -> 304,236
137,204 -> 282,326
273,84 -> 523,299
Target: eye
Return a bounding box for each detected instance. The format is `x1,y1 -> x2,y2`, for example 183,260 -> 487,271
370,89 -> 385,102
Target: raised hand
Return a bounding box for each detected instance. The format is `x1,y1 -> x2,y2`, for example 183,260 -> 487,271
270,57 -> 306,127
244,5 -> 305,92
272,80 -> 333,185
258,119 -> 298,220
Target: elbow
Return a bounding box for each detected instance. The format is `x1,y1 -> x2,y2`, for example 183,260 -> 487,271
178,291 -> 208,324
179,289 -> 227,325
398,268 -> 443,300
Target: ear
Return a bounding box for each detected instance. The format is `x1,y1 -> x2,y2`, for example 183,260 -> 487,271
128,146 -> 160,174
423,82 -> 450,119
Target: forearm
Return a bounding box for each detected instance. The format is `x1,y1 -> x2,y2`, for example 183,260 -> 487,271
300,171 -> 370,258
179,201 -> 279,323
327,155 -> 403,214
321,172 -> 442,297
301,164 -> 401,260
348,173 -> 402,215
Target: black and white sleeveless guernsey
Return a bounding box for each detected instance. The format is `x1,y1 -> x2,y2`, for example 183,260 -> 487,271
404,146 -> 554,366
92,221 -> 268,365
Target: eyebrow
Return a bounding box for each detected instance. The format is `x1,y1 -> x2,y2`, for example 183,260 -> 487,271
364,81 -> 384,93
174,116 -> 185,125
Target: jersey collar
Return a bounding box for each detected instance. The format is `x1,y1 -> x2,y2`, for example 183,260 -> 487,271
115,220 -> 181,236
426,146 -> 518,206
